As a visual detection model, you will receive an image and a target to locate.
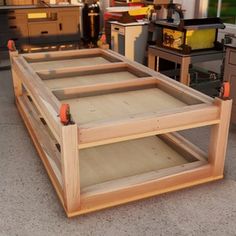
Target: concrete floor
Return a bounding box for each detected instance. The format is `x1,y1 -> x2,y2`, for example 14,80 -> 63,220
1,69 -> 236,236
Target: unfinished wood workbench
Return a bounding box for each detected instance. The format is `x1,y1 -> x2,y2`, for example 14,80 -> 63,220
10,48 -> 232,217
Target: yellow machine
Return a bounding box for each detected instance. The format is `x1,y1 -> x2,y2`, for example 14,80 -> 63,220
128,5 -> 154,16
156,18 -> 225,54
163,28 -> 217,51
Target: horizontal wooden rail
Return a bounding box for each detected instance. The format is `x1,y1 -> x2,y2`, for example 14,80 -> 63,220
104,49 -> 215,104
37,62 -> 129,79
53,77 -> 157,100
13,56 -> 62,142
78,103 -> 220,149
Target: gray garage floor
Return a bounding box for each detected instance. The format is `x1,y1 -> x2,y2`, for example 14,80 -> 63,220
1,69 -> 236,236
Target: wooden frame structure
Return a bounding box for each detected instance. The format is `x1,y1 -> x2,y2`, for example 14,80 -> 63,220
10,48 -> 232,217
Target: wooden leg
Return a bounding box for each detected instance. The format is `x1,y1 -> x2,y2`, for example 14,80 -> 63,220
156,56 -> 160,72
9,50 -> 23,97
180,57 -> 191,85
12,68 -> 23,97
61,124 -> 80,214
208,98 -> 232,176
148,52 -> 156,71
187,73 -> 191,86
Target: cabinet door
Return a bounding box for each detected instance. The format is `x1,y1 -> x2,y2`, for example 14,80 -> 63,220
58,11 -> 80,42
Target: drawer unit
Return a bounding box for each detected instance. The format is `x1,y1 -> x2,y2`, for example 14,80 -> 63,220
0,14 -> 28,33
111,22 -> 148,64
28,22 -> 59,44
0,11 -> 28,49
0,10 -> 16,21
0,6 -> 81,50
111,24 -> 125,35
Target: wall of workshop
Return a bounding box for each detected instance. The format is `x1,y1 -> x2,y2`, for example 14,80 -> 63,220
174,0 -> 196,19
99,0 -> 110,29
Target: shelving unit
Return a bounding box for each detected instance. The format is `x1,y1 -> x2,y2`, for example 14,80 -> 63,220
10,48 -> 232,217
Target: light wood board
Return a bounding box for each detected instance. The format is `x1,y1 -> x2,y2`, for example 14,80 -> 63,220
79,136 -> 191,189
44,71 -> 138,90
30,57 -> 112,71
62,88 -> 187,124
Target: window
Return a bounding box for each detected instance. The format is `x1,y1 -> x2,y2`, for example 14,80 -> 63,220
208,0 -> 236,24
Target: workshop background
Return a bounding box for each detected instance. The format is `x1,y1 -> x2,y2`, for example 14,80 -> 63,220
0,0 -> 236,235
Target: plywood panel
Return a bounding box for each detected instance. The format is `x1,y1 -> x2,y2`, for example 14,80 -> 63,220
30,57 -> 112,71
44,71 -> 138,90
62,88 -> 187,124
79,136 -> 191,188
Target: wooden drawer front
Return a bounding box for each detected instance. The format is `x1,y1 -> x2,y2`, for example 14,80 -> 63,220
0,11 -> 16,21
0,15 -> 28,34
229,50 -> 236,66
28,22 -> 58,44
9,22 -> 28,36
111,24 -> 125,35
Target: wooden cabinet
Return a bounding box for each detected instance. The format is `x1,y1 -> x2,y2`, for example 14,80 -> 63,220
58,10 -> 80,42
0,6 -> 80,50
0,10 -> 29,48
28,22 -> 59,44
224,45 -> 236,124
111,22 -> 148,64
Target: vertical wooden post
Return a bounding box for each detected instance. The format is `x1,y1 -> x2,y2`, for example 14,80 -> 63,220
61,124 -> 80,214
12,68 -> 23,97
148,51 -> 156,71
208,98 -> 232,176
9,50 -> 23,97
180,56 -> 191,85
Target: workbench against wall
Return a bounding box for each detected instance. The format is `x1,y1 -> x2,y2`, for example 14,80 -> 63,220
0,4 -> 81,51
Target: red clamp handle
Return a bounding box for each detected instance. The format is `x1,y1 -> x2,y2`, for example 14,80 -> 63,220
220,82 -> 230,100
59,104 -> 71,125
7,40 -> 16,52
